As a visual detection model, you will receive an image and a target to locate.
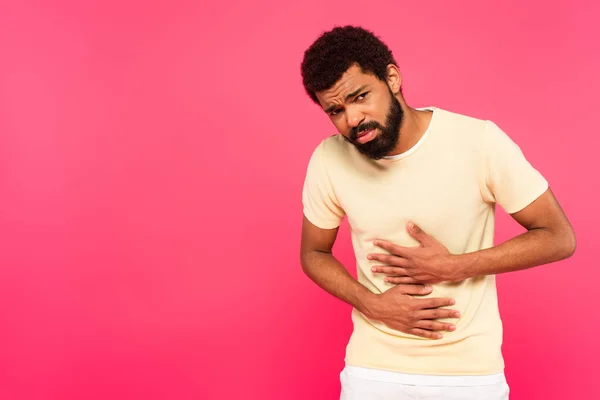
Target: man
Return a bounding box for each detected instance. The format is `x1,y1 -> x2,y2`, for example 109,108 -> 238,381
299,26 -> 576,400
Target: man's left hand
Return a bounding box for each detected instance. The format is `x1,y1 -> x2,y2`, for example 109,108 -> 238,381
368,222 -> 465,285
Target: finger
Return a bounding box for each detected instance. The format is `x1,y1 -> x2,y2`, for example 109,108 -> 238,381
371,265 -> 409,275
384,276 -> 421,285
390,284 -> 432,296
371,240 -> 410,256
367,253 -> 410,265
415,320 -> 456,332
410,275 -> 443,285
410,328 -> 443,340
415,308 -> 461,320
414,297 -> 456,310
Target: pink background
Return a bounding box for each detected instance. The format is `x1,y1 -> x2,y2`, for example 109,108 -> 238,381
0,1 -> 598,399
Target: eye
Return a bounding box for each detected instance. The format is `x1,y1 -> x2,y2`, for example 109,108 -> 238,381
356,92 -> 370,101
329,108 -> 343,117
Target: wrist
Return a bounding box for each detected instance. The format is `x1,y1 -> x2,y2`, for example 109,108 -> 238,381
448,253 -> 470,282
354,289 -> 380,319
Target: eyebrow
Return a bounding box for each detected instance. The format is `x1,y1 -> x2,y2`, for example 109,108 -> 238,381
324,85 -> 367,113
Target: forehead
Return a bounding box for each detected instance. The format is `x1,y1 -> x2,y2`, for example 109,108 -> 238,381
315,64 -> 379,107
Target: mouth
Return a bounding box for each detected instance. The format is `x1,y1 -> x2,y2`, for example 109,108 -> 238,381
355,129 -> 377,144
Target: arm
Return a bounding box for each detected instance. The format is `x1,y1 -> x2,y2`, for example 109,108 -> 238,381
455,187 -> 576,279
300,142 -> 457,338
369,121 -> 575,284
300,216 -> 459,339
300,216 -> 376,313
299,143 -> 381,313
369,188 -> 576,284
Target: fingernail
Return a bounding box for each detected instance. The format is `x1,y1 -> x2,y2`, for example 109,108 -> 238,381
367,255 -> 373,260
435,333 -> 442,339
450,300 -> 456,305
448,325 -> 455,331
454,312 -> 461,317
371,267 -> 376,272
408,222 -> 414,229
425,285 -> 432,290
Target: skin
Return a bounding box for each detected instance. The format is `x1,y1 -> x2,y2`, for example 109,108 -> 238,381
369,193 -> 576,285
300,63 -> 576,339
317,64 -> 431,156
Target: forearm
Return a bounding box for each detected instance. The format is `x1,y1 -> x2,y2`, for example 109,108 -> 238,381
301,250 -> 376,314
455,226 -> 576,279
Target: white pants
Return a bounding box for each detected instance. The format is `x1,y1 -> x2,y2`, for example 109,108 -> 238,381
340,366 -> 510,400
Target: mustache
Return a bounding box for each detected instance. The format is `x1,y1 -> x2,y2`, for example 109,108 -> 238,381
350,121 -> 384,141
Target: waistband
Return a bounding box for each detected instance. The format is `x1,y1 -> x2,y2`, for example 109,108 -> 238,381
343,365 -> 506,387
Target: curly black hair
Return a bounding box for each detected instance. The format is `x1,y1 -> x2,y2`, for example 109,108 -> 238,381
301,26 -> 398,104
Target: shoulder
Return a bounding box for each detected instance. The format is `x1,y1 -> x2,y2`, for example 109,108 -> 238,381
309,133 -> 355,164
434,107 -> 490,135
432,108 -> 502,152
320,133 -> 352,154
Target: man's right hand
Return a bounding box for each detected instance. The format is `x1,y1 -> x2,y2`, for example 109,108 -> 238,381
361,284 -> 460,339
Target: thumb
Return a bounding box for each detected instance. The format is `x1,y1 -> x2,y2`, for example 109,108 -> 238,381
394,284 -> 433,296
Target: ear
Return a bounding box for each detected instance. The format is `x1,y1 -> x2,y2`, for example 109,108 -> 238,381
385,64 -> 403,95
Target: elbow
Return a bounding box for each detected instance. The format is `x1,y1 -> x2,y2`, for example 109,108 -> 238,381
300,252 -> 307,272
300,250 -> 313,274
300,255 -> 309,274
559,228 -> 577,259
565,235 -> 577,259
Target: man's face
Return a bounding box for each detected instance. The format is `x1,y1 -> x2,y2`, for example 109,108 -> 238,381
315,64 -> 404,160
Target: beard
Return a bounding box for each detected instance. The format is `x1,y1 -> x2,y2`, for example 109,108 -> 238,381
345,90 -> 404,160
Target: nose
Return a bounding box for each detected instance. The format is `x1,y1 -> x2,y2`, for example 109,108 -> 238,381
345,107 -> 364,129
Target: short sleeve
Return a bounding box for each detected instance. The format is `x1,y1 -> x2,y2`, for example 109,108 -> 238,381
302,141 -> 345,229
480,121 -> 549,214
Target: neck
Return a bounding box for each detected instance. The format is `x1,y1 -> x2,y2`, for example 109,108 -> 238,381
388,102 -> 433,156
